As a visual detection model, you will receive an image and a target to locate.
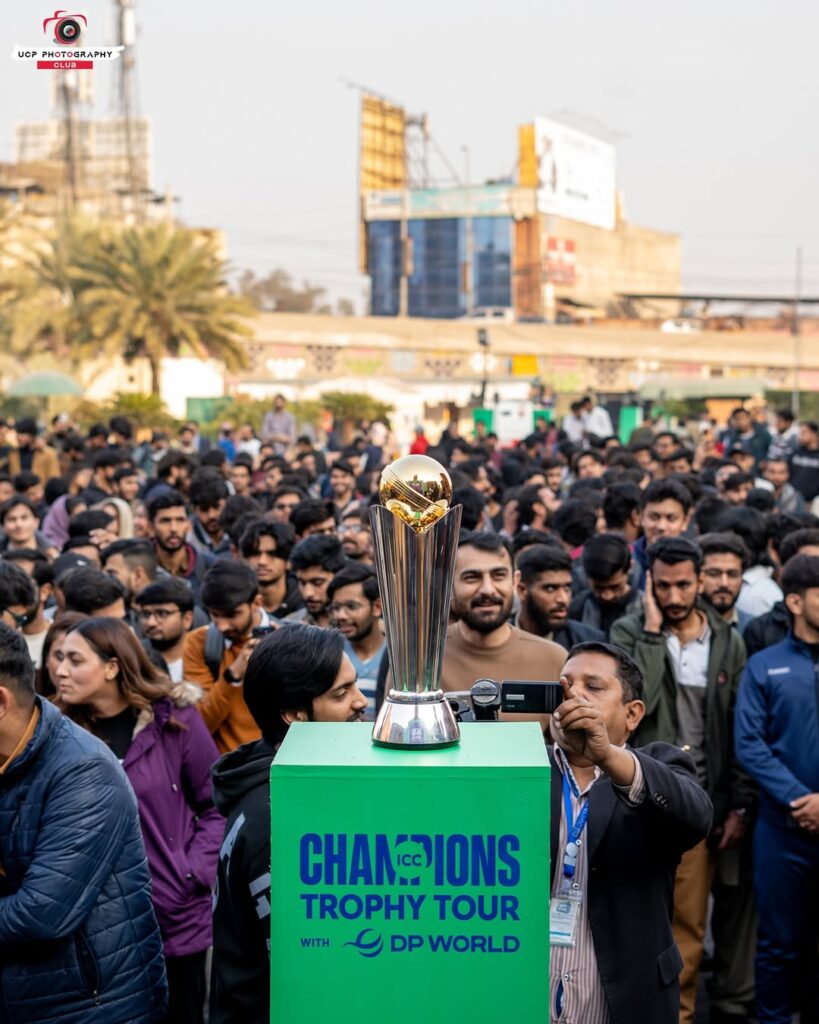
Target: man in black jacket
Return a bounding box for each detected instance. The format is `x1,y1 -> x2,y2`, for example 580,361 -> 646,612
569,532 -> 644,639
744,528 -> 819,657
209,624 -> 367,1024
515,544 -> 604,649
549,641 -> 712,1024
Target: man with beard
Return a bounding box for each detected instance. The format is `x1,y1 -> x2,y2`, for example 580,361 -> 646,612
238,518 -> 303,619
134,578 -> 196,682
101,539 -> 159,607
338,504 -> 374,563
570,533 -> 643,639
698,532 -> 752,633
210,626 -> 366,1024
147,491 -> 213,597
189,473 -> 231,556
184,560 -> 274,753
515,545 -> 603,649
440,532 -> 566,735
327,563 -> 385,718
285,535 -> 347,627
611,538 -> 751,1024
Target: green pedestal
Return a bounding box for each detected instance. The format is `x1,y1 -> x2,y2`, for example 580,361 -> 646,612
270,722 -> 551,1023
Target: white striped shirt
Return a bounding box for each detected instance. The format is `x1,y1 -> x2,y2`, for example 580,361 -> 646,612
550,747 -> 645,1024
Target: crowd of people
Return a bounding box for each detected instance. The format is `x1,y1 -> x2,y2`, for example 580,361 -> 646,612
0,394 -> 818,1024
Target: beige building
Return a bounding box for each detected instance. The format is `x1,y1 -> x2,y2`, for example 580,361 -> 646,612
200,312 -> 814,437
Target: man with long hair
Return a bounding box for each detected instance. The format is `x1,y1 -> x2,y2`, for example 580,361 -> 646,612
209,624 -> 367,1024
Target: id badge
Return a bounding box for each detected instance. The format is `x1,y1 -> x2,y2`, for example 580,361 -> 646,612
550,885 -> 583,948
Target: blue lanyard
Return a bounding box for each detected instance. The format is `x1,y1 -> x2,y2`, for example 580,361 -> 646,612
562,772 -> 590,879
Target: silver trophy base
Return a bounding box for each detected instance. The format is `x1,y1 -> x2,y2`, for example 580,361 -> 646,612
371,690 -> 461,750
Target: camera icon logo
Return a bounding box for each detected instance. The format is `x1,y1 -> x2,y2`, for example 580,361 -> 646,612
43,9 -> 87,45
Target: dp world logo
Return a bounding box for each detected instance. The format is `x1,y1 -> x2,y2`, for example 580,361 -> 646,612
344,929 -> 384,958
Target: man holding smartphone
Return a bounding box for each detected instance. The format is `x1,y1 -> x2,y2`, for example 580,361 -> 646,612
548,641 -> 712,1024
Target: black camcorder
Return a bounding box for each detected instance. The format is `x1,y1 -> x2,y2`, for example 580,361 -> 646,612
447,679 -> 564,723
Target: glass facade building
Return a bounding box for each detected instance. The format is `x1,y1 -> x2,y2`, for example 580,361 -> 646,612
368,216 -> 512,318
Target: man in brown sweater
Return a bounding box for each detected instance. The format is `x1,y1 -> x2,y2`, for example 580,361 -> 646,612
183,559 -> 274,754
441,531 -> 566,733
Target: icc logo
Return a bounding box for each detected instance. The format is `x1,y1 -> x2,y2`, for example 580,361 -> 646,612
43,10 -> 87,45
394,837 -> 431,884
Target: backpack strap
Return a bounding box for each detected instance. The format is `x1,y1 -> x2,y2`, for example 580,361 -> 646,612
204,622 -> 225,681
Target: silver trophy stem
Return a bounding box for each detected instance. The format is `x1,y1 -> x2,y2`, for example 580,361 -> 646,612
369,503 -> 462,749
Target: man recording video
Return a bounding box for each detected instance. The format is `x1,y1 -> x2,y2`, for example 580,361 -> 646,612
548,642 -> 712,1024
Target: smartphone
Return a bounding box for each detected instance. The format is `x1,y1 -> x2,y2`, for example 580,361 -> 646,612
252,625 -> 276,640
500,681 -> 564,715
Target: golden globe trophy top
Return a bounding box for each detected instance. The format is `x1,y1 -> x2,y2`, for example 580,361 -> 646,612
370,454 -> 462,749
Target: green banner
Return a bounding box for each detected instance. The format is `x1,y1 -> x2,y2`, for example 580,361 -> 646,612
473,408 -> 494,433
618,404 -> 643,445
270,722 -> 551,1023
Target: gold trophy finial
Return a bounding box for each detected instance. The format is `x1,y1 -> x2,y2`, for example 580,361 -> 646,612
379,454 -> 453,534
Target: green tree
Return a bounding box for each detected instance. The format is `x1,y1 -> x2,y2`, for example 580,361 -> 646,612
0,217 -> 96,363
70,392 -> 180,434
196,395 -> 324,438
75,223 -> 255,395
321,391 -> 392,445
238,267 -> 356,315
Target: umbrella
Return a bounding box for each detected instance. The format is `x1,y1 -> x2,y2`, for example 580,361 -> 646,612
7,372 -> 83,397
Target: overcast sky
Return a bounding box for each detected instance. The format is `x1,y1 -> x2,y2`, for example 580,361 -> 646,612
4,1 -> 819,307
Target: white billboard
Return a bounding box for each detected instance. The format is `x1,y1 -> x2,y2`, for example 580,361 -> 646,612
533,118 -> 616,230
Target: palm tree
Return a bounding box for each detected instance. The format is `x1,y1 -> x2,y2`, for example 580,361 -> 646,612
0,215 -> 95,364
74,223 -> 254,395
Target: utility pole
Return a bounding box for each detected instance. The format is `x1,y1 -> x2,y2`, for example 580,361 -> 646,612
792,246 -> 802,417
114,0 -> 142,222
59,73 -> 79,210
477,327 -> 489,407
462,145 -> 474,315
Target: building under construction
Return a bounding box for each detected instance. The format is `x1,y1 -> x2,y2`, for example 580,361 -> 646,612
0,0 -> 169,224
358,95 -> 680,321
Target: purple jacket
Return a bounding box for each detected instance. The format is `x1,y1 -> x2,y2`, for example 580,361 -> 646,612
123,694 -> 222,958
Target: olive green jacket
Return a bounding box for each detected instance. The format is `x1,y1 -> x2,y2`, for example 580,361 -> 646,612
610,601 -> 753,826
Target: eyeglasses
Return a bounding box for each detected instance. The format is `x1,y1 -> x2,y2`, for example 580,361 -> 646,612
136,608 -> 180,621
702,568 -> 743,581
0,608 -> 33,628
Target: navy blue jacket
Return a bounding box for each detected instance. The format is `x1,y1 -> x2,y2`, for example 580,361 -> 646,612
0,698 -> 167,1024
735,634 -> 819,823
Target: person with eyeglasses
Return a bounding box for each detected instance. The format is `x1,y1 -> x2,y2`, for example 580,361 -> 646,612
268,485 -> 307,524
698,532 -> 754,634
338,504 -> 374,563
134,578 -> 197,683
